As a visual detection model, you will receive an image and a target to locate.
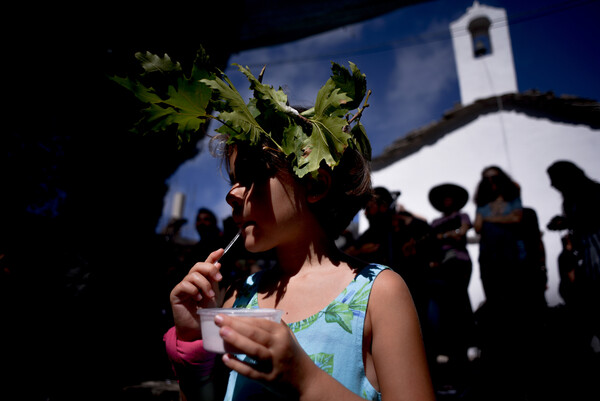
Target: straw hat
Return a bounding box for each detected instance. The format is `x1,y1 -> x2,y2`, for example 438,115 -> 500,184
428,183 -> 469,212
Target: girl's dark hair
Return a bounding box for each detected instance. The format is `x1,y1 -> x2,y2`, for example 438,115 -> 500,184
474,165 -> 520,207
312,146 -> 373,238
210,134 -> 373,239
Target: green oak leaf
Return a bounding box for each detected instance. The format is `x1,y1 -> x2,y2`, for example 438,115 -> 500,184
112,51 -> 371,177
236,64 -> 290,115
296,113 -> 351,178
111,52 -> 212,144
292,62 -> 369,177
350,121 -> 372,161
163,76 -> 212,134
201,74 -> 269,147
330,61 -> 366,110
281,124 -> 308,158
135,51 -> 182,74
110,75 -> 163,106
314,83 -> 352,118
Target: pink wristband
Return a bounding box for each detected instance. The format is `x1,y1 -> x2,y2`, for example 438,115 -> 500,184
163,326 -> 216,376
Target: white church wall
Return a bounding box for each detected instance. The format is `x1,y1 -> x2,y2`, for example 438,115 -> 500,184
369,111 -> 600,309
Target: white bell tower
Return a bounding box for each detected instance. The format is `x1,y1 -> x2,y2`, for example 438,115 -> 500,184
450,1 -> 518,105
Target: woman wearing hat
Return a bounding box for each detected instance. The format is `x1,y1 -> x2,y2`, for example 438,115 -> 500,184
426,183 -> 475,390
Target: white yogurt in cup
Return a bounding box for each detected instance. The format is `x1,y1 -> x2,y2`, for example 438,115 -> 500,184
198,308 -> 284,353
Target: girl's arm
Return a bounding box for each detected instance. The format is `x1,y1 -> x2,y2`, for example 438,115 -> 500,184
166,248 -> 236,401
369,269 -> 436,401
163,326 -> 221,401
170,248 -> 226,341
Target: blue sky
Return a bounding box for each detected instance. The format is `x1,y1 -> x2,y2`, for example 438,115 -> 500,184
160,0 -> 600,240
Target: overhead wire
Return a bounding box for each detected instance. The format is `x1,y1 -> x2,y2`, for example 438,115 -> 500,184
234,0 -> 599,68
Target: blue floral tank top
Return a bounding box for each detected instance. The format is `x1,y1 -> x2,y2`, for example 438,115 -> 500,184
223,264 -> 387,401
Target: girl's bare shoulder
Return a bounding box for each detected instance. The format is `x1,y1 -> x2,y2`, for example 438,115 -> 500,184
369,269 -> 414,311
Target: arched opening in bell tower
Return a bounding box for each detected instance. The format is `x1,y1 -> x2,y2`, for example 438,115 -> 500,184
468,16 -> 492,58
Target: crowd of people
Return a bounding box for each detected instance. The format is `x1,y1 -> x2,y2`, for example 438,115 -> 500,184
160,160 -> 599,400
342,162 -> 598,399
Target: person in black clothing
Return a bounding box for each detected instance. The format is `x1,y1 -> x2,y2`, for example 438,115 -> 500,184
190,207 -> 225,262
391,208 -> 433,330
519,207 -> 548,312
546,160 -> 600,401
547,160 -> 600,342
344,187 -> 398,266
558,233 -> 579,306
426,184 -> 475,391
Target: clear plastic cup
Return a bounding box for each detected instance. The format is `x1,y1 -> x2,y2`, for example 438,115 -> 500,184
198,308 -> 284,353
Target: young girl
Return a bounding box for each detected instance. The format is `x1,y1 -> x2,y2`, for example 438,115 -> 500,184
154,61 -> 434,401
